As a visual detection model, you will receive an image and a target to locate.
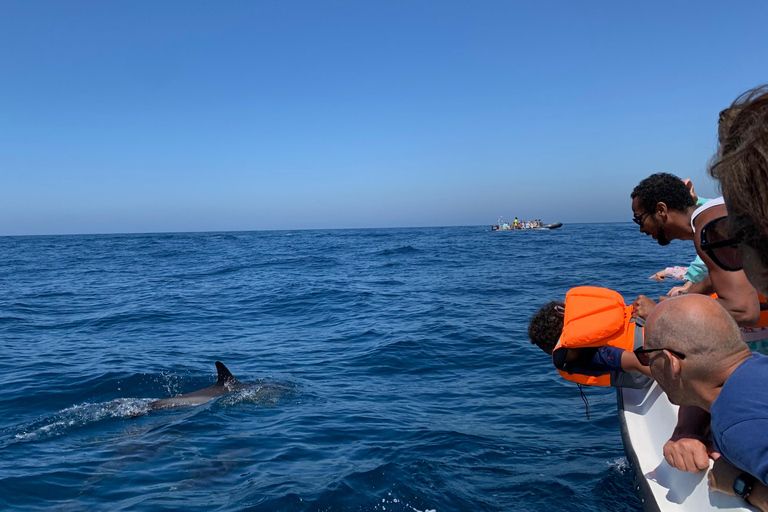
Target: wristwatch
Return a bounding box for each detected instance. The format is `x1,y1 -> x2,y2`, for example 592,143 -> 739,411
733,472 -> 757,502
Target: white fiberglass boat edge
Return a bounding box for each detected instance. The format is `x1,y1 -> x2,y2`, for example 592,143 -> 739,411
618,382 -> 757,512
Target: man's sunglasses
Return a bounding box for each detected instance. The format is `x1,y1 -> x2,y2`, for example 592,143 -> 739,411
700,215 -> 743,271
633,211 -> 652,226
633,346 -> 686,366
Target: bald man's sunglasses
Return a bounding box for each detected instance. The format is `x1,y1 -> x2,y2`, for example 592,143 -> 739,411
633,346 -> 687,366
700,216 -> 743,271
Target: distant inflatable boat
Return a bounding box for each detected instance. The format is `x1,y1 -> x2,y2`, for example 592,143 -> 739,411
491,221 -> 562,231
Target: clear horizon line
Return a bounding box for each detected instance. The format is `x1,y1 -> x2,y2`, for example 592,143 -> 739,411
0,221 -> 636,238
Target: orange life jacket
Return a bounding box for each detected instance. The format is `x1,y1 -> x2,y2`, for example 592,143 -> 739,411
754,294 -> 768,327
737,294 -> 768,345
551,286 -> 648,388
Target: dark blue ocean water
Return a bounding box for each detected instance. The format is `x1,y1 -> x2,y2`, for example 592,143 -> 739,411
0,224 -> 695,511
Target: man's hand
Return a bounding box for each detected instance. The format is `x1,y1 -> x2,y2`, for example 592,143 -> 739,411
708,453 -> 741,495
663,406 -> 711,473
632,295 -> 657,320
663,436 -> 710,473
684,178 -> 699,203
650,270 -> 667,282
687,275 -> 714,296
668,282 -> 693,297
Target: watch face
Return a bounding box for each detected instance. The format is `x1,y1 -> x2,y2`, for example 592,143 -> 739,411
733,473 -> 755,499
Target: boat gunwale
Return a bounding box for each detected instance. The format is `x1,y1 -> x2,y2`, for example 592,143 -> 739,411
618,387 -> 662,512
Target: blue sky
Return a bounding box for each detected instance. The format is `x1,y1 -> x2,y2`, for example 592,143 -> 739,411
2,1 -> 768,235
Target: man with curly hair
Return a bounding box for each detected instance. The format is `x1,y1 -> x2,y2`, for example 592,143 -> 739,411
630,171 -> 762,477
631,172 -> 698,246
630,172 -> 760,327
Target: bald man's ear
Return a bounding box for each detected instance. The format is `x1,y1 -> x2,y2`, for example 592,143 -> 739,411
666,349 -> 682,379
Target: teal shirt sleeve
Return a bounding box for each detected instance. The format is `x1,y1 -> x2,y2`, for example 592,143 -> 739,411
685,197 -> 711,283
685,256 -> 708,283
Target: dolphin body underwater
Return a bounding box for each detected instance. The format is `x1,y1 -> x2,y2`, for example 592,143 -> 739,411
149,361 -> 244,410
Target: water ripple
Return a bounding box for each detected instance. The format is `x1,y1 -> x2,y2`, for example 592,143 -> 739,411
0,225 -> 695,511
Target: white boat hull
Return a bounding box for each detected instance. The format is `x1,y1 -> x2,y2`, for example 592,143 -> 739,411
618,382 -> 757,511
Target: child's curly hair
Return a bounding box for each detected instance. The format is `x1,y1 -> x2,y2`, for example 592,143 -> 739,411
528,300 -> 565,355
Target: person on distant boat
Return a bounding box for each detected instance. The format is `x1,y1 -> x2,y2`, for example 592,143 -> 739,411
640,295 -> 768,510
513,217 -> 519,229
528,287 -> 651,388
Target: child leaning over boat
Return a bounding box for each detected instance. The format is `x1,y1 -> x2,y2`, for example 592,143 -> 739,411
528,286 -> 652,385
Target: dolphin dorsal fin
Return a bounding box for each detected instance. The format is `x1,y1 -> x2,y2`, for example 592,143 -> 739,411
215,361 -> 235,384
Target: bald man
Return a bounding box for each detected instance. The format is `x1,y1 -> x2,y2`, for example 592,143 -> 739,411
641,295 -> 768,510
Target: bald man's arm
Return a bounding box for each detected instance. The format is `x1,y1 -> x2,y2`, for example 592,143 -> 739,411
664,406 -> 711,473
709,455 -> 768,511
694,210 -> 760,327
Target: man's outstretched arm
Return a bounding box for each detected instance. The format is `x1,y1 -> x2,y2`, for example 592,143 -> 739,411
664,406 -> 711,473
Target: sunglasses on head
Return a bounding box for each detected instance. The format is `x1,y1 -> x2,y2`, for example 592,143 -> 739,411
633,346 -> 687,366
700,215 -> 743,271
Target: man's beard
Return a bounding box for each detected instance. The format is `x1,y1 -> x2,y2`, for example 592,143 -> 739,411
657,225 -> 670,246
